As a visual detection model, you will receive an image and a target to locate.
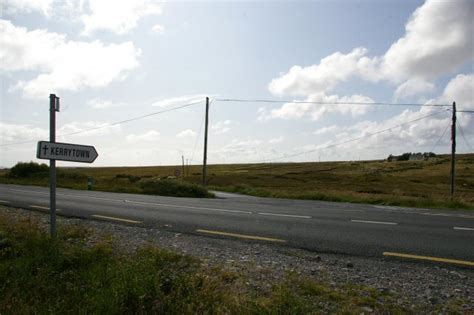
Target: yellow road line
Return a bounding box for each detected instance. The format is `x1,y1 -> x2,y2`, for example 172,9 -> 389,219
92,214 -> 141,224
383,252 -> 474,267
196,229 -> 286,243
30,205 -> 60,212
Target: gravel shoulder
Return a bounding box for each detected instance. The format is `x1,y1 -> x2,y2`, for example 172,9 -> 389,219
1,205 -> 473,312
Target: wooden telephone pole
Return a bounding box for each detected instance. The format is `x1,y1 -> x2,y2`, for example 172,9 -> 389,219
202,97 -> 209,186
450,102 -> 456,197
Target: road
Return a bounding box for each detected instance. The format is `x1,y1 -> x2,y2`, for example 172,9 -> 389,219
1,184 -> 473,265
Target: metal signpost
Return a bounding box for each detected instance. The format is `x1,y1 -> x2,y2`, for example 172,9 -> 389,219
37,94 -> 98,238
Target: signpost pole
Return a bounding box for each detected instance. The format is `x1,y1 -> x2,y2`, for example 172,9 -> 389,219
49,94 -> 57,238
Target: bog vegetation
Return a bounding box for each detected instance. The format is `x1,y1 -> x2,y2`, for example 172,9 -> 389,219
0,154 -> 473,209
0,212 -> 467,313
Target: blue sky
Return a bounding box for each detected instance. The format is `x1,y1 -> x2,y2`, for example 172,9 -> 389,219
1,0 -> 473,167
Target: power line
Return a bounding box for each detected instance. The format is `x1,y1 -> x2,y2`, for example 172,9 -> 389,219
457,119 -> 473,151
262,110 -> 449,163
214,98 -> 450,107
0,99 -> 205,147
429,122 -> 451,153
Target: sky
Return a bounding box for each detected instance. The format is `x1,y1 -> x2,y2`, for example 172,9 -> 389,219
0,0 -> 473,167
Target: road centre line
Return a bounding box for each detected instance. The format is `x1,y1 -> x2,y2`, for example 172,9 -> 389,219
9,188 -> 125,203
124,200 -> 252,214
9,188 -> 48,195
92,214 -> 141,224
420,212 -> 474,219
30,205 -> 60,212
196,229 -> 286,243
383,252 -> 474,267
351,219 -> 398,225
258,212 -> 311,219
453,227 -> 474,231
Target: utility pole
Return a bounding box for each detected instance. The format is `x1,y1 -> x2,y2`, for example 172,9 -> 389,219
49,94 -> 59,238
186,158 -> 189,177
202,97 -> 209,186
450,101 -> 456,198
181,155 -> 185,179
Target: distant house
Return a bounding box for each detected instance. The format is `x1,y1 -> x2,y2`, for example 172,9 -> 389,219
409,153 -> 424,161
387,152 -> 436,162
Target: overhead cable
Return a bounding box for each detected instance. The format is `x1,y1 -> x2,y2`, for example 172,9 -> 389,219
0,99 -> 205,147
262,109 -> 449,163
457,120 -> 473,151
214,98 -> 450,107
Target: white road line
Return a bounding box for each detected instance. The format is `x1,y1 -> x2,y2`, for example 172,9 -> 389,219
9,188 -> 125,203
9,188 -> 48,195
351,219 -> 398,225
92,214 -> 141,224
30,205 -> 61,212
258,212 -> 311,219
453,227 -> 474,231
421,212 -> 474,219
0,200 -> 11,204
124,200 -> 252,214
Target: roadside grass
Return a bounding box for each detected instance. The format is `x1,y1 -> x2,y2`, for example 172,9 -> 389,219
0,154 -> 472,209
1,212 -> 463,314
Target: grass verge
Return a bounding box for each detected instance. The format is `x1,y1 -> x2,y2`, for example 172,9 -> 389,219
211,184 -> 472,210
2,212 -> 463,314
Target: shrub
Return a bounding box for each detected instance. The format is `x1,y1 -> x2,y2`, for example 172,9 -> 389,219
139,179 -> 214,198
115,174 -> 141,183
8,162 -> 49,178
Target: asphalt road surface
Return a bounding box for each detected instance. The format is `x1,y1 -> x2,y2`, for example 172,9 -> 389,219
1,184 -> 473,265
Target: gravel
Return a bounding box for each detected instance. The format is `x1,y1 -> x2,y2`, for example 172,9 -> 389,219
1,206 -> 473,311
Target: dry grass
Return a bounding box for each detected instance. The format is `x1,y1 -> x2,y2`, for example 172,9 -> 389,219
1,154 -> 473,209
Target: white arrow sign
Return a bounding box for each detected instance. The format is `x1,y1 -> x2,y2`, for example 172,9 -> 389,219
37,141 -> 98,163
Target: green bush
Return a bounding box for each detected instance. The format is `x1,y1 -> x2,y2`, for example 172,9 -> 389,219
139,179 -> 214,198
115,174 -> 141,183
57,171 -> 88,180
8,162 -> 49,178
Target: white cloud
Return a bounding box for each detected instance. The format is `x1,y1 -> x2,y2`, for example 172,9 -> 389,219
58,121 -> 122,139
0,19 -> 140,99
382,0 -> 473,81
81,0 -> 162,35
394,78 -> 435,100
212,139 -> 263,161
87,98 -> 125,109
2,0 -> 161,35
152,94 -> 207,107
1,0 -> 54,16
300,74 -> 473,158
268,47 -> 378,97
151,24 -> 164,34
314,125 -> 338,135
0,122 -> 47,143
267,0 -> 473,117
211,120 -> 234,134
126,130 -> 160,142
438,73 -> 474,109
269,137 -> 284,144
260,93 -> 374,121
176,129 -> 197,138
